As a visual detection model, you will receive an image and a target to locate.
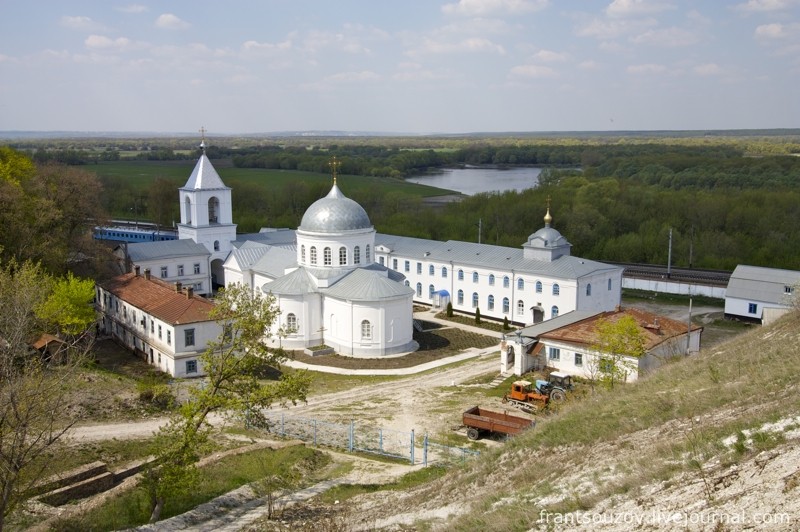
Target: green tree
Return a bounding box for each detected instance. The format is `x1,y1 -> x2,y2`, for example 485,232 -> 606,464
143,284 -> 311,522
475,307 -> 481,324
446,302 -> 453,318
589,315 -> 646,389
147,176 -> 180,228
35,272 -> 95,336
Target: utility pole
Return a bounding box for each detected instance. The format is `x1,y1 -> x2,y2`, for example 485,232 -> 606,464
477,218 -> 482,244
688,225 -> 694,269
686,294 -> 693,355
667,228 -> 672,278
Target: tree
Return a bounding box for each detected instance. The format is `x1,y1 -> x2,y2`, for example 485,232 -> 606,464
590,315 -> 646,389
143,284 -> 311,522
475,307 -> 481,324
147,176 -> 180,228
0,261 -> 94,530
446,302 -> 453,318
35,272 -> 95,336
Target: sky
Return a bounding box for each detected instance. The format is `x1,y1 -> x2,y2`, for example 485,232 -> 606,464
1,0 -> 799,134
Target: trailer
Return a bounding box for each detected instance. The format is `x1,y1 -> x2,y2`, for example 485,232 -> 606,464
462,406 -> 535,440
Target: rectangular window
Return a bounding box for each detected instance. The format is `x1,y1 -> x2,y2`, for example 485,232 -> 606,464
404,260 -> 410,272
785,285 -> 794,294
186,360 -> 197,374
748,303 -> 757,314
379,257 -> 385,266
392,258 -> 398,270
158,325 -> 162,339
167,330 -> 171,345
574,353 -> 583,366
178,264 -> 184,276
185,328 -> 195,347
194,263 -> 201,274
548,347 -> 561,361
151,321 -> 154,333
416,262 -> 422,274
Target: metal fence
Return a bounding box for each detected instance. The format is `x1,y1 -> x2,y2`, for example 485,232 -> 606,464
249,410 -> 478,467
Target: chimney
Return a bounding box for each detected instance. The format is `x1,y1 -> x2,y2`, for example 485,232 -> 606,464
144,268 -> 151,280
134,265 -> 141,276
175,282 -> 182,292
185,286 -> 194,299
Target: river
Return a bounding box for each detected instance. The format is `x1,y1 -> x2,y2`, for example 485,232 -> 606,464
407,166 -> 543,196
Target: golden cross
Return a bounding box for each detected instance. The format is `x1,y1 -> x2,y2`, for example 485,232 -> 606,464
199,126 -> 206,143
329,156 -> 341,185
546,195 -> 551,210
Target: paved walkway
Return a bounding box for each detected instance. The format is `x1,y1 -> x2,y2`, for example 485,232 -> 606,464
283,309 -> 504,376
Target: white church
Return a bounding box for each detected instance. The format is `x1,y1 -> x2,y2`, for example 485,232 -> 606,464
119,144 -> 622,360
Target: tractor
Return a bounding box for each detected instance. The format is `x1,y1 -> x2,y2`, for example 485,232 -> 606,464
501,380 -> 555,413
535,371 -> 573,401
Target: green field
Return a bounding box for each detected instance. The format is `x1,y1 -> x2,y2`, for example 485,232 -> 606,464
87,159 -> 457,199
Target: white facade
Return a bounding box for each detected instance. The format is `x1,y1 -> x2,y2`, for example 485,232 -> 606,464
724,265 -> 800,322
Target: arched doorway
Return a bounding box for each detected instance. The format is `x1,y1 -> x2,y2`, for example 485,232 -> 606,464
531,305 -> 544,324
211,258 -> 225,291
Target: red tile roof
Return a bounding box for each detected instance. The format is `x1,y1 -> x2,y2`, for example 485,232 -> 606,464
539,306 -> 702,351
100,272 -> 215,325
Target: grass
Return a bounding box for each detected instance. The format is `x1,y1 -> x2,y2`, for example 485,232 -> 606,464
434,311 -> 516,333
319,466 -> 449,504
622,288 -> 724,307
52,444 -> 330,531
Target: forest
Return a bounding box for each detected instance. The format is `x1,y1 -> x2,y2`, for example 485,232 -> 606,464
4,131 -> 800,275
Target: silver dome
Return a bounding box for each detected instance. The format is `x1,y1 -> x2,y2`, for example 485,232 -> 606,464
528,226 -> 569,248
299,183 -> 372,233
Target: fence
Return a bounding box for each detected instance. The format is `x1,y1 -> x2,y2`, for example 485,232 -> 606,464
249,410 -> 479,467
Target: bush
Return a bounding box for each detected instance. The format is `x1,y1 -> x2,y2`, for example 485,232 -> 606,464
446,302 -> 453,318
137,379 -> 175,410
475,307 -> 482,324
503,316 -> 510,330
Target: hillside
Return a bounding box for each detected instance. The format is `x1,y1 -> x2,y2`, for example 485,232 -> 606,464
339,311 -> 800,530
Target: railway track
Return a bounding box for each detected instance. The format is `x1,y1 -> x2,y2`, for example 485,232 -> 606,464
608,262 -> 731,287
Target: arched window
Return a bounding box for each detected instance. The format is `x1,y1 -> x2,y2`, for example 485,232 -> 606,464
536,280 -> 542,293
301,245 -> 306,263
185,197 -> 192,224
324,247 -> 332,266
471,292 -> 479,308
286,313 -> 297,332
208,196 -> 219,223
503,297 -> 510,313
416,283 -> 422,297
365,244 -> 371,262
339,246 -> 347,265
608,278 -> 612,290
214,240 -> 220,251
429,265 -> 434,275
551,305 -> 559,318
472,272 -> 479,283
457,289 -> 464,305
361,320 -> 372,339
404,280 -> 410,287
553,283 -> 560,296
517,278 -> 525,290
310,247 -> 317,265
517,300 -> 525,315
429,285 -> 435,298
489,274 -> 495,286
488,295 -> 495,311
354,246 -> 361,264
458,269 -> 464,281
503,276 -> 510,288
586,283 -> 592,296
441,267 -> 448,278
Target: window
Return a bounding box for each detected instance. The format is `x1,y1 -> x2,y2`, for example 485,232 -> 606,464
549,347 -> 561,361
429,285 -> 435,298
214,240 -> 220,251
457,290 -> 464,305
301,245 -> 306,263
503,276 -> 510,288
608,278 -> 612,291
489,274 -> 495,286
161,266 -> 168,278
158,325 -> 162,339
417,262 -> 422,274
150,321 -> 154,333
472,292 -> 479,308
517,300 -> 525,315
488,295 -> 495,311
178,264 -> 184,276
458,269 -> 464,281
339,246 -> 347,265
441,267 -> 447,278
575,353 -> 583,367
517,278 -> 525,290
310,247 -> 317,265
365,244 -> 371,262
785,285 -> 794,294
404,260 -> 410,272
324,247 -> 332,266
393,258 -> 398,270
167,330 -> 171,345
586,284 -> 592,296
186,360 -> 197,374
361,320 -> 372,339
429,265 -> 434,275
472,272 -> 479,283
416,283 -> 422,297
379,257 -> 385,266
141,317 -> 146,330
553,283 -> 560,296
748,303 -> 757,314
286,313 -> 297,332
503,297 -> 510,313
354,246 -> 360,264
194,263 -> 201,274
551,305 -> 559,318
185,329 -> 195,347
536,280 -> 542,293
404,280 -> 410,287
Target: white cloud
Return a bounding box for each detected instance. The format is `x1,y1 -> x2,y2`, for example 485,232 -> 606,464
576,17 -> 657,39
409,37 -> 506,55
534,49 -> 568,62
578,60 -> 602,70
442,0 -> 549,16
60,15 -> 107,32
85,35 -> 133,50
606,0 -> 675,18
242,40 -> 293,54
117,4 -> 148,14
627,63 -> 667,73
631,27 -> 699,46
755,22 -> 789,38
694,63 -> 722,75
734,0 -> 797,13
155,13 -> 190,30
392,63 -> 444,82
509,64 -> 558,78
325,70 -> 381,83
